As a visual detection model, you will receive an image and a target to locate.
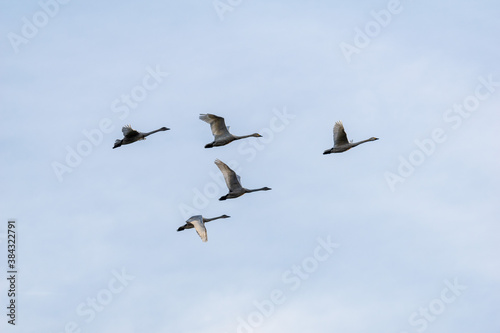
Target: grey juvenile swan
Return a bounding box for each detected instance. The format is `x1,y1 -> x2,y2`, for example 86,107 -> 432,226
113,125 -> 170,149
177,215 -> 230,242
215,159 -> 271,200
199,114 -> 262,148
323,121 -> 378,154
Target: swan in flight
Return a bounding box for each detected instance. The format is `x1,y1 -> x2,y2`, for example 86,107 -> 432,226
199,114 -> 262,148
215,159 -> 271,200
177,215 -> 230,242
323,121 -> 378,154
113,125 -> 170,149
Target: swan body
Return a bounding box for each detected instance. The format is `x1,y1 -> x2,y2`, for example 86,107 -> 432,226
199,114 -> 262,148
215,159 -> 271,200
323,121 -> 378,154
113,125 -> 169,149
177,215 -> 230,242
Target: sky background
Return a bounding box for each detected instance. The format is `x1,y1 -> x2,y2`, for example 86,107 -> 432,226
1,0 -> 499,332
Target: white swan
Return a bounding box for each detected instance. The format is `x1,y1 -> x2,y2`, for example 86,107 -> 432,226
215,159 -> 271,200
323,121 -> 378,154
199,114 -> 262,148
113,125 -> 169,149
177,215 -> 230,242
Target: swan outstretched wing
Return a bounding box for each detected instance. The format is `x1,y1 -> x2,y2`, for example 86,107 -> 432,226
199,114 -> 231,139
333,121 -> 349,146
186,216 -> 207,242
215,159 -> 243,191
122,125 -> 140,138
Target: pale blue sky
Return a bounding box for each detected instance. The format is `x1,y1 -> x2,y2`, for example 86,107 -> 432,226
1,1 -> 499,332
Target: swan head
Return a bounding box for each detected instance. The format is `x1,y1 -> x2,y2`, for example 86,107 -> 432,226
369,137 -> 379,141
261,187 -> 272,191
253,133 -> 263,137
160,127 -> 170,131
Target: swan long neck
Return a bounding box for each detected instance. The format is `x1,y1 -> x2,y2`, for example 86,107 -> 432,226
143,128 -> 166,137
234,133 -> 260,140
246,187 -> 269,193
352,138 -> 374,147
204,215 -> 228,223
